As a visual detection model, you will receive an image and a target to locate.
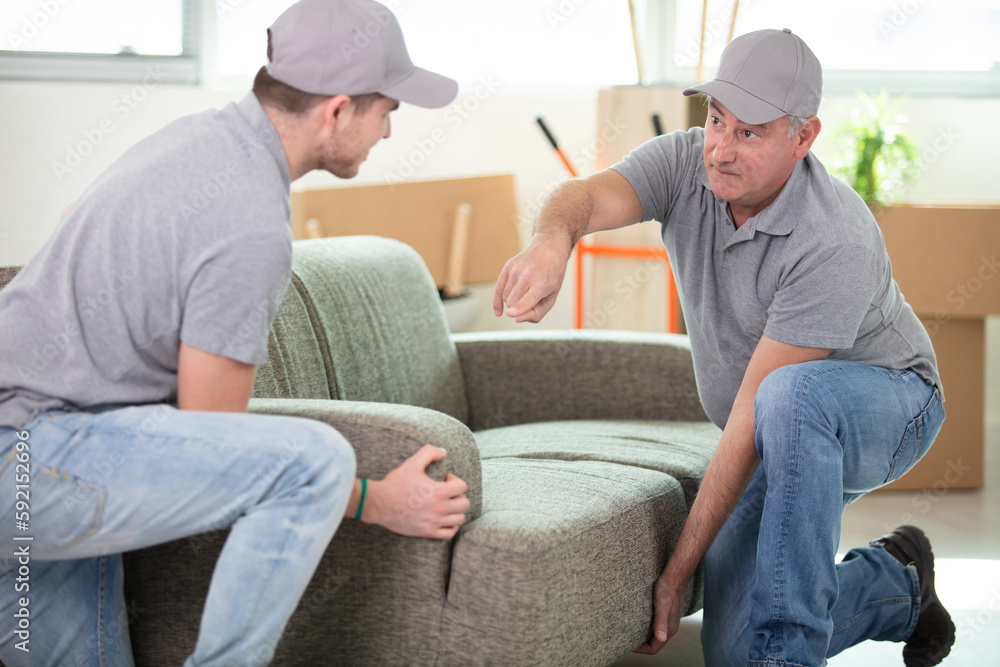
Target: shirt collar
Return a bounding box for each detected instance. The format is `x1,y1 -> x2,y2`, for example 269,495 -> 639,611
235,92 -> 291,188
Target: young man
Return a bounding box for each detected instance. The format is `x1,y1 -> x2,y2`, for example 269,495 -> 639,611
494,29 -> 954,667
0,1 -> 469,664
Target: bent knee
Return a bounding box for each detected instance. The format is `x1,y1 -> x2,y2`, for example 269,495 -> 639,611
285,419 -> 357,489
754,361 -> 832,421
303,420 -> 355,466
754,361 -> 841,452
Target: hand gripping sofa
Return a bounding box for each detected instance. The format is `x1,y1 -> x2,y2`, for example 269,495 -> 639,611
0,236 -> 720,666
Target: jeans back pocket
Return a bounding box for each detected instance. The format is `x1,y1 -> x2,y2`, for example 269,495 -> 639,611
884,389 -> 945,485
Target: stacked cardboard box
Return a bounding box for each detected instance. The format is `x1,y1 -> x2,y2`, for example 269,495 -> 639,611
876,204 -> 999,491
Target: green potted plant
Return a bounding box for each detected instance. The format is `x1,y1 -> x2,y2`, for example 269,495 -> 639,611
829,90 -> 920,210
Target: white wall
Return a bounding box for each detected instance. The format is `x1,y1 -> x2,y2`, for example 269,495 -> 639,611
0,78 -> 601,336
0,80 -> 997,424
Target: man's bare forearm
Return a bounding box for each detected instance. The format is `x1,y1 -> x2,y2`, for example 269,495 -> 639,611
532,170 -> 644,252
662,404 -> 759,587
662,336 -> 831,587
492,170 -> 641,323
533,179 -> 598,252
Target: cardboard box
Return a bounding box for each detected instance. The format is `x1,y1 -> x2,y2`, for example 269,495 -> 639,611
875,204 -> 1000,318
876,205 -> 999,491
583,86 -> 706,332
290,174 -> 521,288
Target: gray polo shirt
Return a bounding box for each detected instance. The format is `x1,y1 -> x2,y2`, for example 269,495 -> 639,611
0,93 -> 293,429
611,127 -> 941,429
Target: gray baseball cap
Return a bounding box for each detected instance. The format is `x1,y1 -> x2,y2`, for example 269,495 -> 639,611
266,0 -> 458,109
683,28 -> 822,125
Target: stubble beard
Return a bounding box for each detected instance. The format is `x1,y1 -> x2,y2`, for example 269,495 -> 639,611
318,140 -> 362,179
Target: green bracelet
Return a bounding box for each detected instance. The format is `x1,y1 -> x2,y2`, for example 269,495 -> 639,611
354,478 -> 367,521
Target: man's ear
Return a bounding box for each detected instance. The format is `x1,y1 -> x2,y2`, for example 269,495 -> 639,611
318,94 -> 353,134
793,116 -> 822,159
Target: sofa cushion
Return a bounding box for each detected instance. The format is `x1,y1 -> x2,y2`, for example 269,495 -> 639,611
439,457 -> 695,666
474,420 -> 720,507
455,330 -> 709,431
260,237 -> 469,424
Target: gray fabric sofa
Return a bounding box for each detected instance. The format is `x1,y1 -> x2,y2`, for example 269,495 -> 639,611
0,237 -> 720,666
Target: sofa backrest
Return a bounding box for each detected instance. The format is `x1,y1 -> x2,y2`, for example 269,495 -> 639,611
251,278 -> 335,400
2,236 -> 469,424
252,236 -> 470,425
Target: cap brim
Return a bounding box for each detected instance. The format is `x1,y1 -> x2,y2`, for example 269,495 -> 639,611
683,79 -> 785,125
379,67 -> 458,109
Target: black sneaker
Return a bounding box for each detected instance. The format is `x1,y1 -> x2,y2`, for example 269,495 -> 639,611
870,525 -> 956,667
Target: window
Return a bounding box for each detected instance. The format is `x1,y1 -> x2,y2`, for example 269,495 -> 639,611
394,0 -> 639,89
213,0 -> 1000,95
212,0 -> 640,90
663,0 -> 1000,96
3,0 -> 998,95
0,0 -> 198,83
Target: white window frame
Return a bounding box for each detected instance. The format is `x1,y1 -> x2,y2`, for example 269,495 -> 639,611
1,0 -> 998,96
638,0 -> 1000,98
0,0 -> 201,84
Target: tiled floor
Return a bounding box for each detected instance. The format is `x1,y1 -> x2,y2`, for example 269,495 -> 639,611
612,424 -> 1000,667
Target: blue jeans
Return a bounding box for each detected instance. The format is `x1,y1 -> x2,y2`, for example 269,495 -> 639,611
0,405 -> 355,666
702,360 -> 945,667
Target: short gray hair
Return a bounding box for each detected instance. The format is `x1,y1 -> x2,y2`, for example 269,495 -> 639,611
786,115 -> 810,139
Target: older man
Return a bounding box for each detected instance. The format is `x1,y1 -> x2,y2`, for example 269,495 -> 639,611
494,29 -> 953,667
0,1 -> 470,665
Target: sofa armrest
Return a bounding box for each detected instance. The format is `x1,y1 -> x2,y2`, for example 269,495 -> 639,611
453,330 -> 708,432
239,397 -> 482,664
248,397 -> 482,520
